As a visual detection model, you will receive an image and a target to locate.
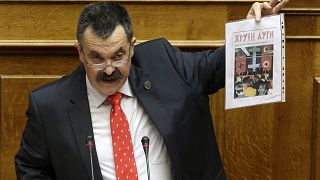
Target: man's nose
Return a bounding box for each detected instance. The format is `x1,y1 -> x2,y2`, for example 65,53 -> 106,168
104,65 -> 115,75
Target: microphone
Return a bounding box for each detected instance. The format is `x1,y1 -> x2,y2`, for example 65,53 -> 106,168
86,136 -> 95,180
141,136 -> 151,180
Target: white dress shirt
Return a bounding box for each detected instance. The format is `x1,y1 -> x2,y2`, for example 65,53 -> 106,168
86,76 -> 173,180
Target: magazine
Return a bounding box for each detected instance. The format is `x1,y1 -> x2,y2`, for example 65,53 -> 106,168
225,14 -> 285,109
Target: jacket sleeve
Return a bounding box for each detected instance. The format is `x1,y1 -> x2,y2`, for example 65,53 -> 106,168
15,93 -> 55,180
163,39 -> 225,95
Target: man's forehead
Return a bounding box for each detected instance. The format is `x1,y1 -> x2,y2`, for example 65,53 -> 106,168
83,26 -> 128,53
84,26 -> 127,42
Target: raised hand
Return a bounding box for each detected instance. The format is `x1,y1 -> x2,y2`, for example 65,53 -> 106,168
247,0 -> 289,21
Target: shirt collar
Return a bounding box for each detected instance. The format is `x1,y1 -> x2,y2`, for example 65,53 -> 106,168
86,75 -> 134,108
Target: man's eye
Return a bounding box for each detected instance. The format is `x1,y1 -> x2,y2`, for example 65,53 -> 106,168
114,54 -> 123,60
91,55 -> 102,61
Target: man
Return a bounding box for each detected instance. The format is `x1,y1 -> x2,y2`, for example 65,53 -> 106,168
15,1 -> 289,179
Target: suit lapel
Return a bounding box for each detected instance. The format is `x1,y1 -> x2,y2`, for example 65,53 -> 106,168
65,65 -> 103,180
129,65 -> 173,135
129,65 -> 182,178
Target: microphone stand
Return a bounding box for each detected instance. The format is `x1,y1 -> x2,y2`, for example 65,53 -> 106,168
86,136 -> 95,180
146,152 -> 151,180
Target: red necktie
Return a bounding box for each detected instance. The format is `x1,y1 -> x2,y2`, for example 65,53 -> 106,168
107,92 -> 138,180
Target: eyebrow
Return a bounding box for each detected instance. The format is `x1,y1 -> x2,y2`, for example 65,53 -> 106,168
88,46 -> 126,57
113,47 -> 126,55
88,50 -> 101,56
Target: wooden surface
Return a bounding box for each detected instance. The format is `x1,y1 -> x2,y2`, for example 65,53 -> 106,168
0,76 -> 60,180
313,77 -> 320,180
0,0 -> 319,179
0,3 -> 229,41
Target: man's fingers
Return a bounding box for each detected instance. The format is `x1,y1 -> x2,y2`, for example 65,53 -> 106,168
254,2 -> 272,21
247,0 -> 289,21
273,0 -> 289,13
268,0 -> 278,7
252,2 -> 262,21
261,2 -> 272,10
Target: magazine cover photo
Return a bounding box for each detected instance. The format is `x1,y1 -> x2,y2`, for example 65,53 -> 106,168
234,45 -> 273,99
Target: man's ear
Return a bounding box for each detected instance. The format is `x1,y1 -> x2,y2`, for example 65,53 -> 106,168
130,37 -> 136,58
75,42 -> 85,63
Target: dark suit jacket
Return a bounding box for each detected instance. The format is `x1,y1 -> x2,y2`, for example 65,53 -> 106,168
15,38 -> 226,180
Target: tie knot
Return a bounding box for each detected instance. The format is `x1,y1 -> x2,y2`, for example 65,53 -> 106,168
107,92 -> 123,106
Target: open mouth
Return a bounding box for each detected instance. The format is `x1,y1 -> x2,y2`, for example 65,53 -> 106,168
102,79 -> 117,84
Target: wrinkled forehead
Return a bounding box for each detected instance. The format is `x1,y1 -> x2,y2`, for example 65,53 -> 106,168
82,26 -> 129,54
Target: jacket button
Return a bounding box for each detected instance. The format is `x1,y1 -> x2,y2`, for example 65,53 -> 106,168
144,81 -> 152,90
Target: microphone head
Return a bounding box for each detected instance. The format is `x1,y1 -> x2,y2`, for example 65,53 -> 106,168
86,136 -> 94,147
141,136 -> 150,145
141,136 -> 150,156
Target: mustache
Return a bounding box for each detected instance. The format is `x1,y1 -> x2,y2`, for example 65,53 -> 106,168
96,69 -> 123,82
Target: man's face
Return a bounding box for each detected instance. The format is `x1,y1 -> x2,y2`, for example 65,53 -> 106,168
76,25 -> 135,96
